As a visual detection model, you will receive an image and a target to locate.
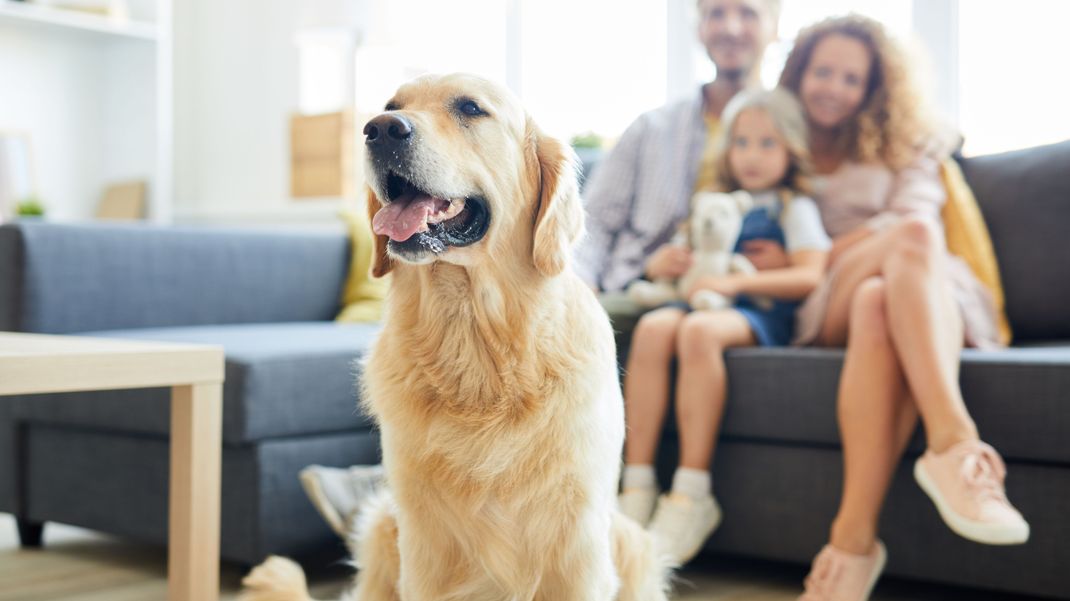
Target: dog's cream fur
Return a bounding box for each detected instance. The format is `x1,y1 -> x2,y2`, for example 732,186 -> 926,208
240,74 -> 670,601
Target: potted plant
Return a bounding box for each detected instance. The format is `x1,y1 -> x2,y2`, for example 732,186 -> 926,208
16,196 -> 45,218
570,132 -> 604,187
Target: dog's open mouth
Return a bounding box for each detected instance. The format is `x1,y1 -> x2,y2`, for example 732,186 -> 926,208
372,171 -> 490,254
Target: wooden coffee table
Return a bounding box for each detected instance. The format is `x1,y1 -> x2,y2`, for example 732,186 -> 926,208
0,332 -> 225,601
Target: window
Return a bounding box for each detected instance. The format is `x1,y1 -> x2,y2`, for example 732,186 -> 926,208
304,0 -> 1068,156
956,0 -> 1070,155
345,0 -> 668,142
351,0 -> 508,115
518,0 -> 667,141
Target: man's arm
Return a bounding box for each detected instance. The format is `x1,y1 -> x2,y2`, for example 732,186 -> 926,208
573,115 -> 648,289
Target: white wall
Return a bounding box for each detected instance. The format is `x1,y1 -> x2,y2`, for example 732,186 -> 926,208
173,0 -> 372,224
173,0 -> 295,221
0,20 -> 157,221
102,37 -> 157,197
1,22 -> 104,220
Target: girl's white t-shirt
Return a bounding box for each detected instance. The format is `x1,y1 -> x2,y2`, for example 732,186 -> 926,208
750,190 -> 832,253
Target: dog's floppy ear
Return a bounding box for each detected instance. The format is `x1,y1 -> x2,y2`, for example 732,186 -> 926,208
529,120 -> 584,277
366,187 -> 394,278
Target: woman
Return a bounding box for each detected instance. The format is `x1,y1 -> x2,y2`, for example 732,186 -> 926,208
777,15 -> 1029,601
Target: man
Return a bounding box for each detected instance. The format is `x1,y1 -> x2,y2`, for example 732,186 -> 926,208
575,0 -> 781,294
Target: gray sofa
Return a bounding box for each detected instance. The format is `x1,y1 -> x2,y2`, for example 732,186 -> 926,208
626,141 -> 1070,600
0,140 -> 1067,597
0,223 -> 384,564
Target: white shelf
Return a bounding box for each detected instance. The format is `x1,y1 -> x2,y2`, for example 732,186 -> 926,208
0,0 -> 156,41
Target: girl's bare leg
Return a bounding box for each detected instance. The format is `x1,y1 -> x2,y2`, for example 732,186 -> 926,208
674,310 -> 756,470
623,308 -> 687,465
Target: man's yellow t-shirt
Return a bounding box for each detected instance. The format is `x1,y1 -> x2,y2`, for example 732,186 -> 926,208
692,114 -> 722,195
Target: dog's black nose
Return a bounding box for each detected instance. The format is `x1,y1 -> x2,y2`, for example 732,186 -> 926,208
364,113 -> 413,147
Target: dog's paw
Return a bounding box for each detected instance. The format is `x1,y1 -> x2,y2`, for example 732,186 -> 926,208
239,556 -> 316,601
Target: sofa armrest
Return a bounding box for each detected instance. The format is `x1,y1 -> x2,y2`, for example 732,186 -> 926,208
0,224 -> 24,331
0,222 -> 351,334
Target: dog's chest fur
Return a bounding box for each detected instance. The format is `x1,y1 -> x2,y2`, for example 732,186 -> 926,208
363,265 -> 615,487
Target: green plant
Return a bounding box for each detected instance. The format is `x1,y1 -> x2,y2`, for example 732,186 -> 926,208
16,197 -> 45,217
570,131 -> 603,149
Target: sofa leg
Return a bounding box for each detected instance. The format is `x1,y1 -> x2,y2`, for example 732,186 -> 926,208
16,519 -> 44,548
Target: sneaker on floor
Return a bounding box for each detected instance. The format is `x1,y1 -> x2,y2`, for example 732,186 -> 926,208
647,492 -> 722,564
299,464 -> 386,538
798,541 -> 886,601
914,439 -> 1029,545
618,487 -> 658,527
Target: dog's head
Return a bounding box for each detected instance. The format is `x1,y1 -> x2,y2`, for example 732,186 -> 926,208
690,190 -> 753,252
363,73 -> 583,279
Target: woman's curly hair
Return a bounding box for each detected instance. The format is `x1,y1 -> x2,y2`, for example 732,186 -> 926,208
778,14 -> 940,170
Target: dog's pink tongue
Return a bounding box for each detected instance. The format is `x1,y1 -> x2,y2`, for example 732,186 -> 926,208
372,195 -> 439,242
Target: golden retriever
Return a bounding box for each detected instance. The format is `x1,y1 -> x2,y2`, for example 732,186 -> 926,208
240,73 -> 670,601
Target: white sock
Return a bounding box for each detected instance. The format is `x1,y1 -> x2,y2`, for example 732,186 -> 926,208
671,467 -> 711,501
621,464 -> 657,491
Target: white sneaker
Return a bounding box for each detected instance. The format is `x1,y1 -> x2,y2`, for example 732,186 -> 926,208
618,487 -> 658,527
648,492 -> 722,564
299,464 -> 386,537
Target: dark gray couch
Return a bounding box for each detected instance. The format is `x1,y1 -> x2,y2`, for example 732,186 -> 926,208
623,141 -> 1070,600
0,141 -> 1067,597
0,224 -> 384,564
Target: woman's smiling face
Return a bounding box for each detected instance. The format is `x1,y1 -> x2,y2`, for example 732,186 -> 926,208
799,33 -> 872,130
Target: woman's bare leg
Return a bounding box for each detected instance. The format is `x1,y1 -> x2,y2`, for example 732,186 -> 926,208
882,220 -> 975,452
816,218 -> 977,453
828,277 -> 919,554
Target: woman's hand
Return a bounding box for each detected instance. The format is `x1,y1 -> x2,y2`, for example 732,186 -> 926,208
686,274 -> 741,300
742,240 -> 790,270
644,244 -> 693,280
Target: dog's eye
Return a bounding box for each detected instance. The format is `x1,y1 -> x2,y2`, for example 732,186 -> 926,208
384,101 -> 399,111
456,99 -> 487,117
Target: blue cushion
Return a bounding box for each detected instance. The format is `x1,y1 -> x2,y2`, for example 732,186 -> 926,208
3,222 -> 350,333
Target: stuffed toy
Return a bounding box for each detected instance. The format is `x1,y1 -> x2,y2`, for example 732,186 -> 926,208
627,190 -> 760,311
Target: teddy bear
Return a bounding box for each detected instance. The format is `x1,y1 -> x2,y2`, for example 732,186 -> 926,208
627,190 -> 761,311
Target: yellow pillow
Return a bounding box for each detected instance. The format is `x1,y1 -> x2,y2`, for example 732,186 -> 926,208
335,208 -> 390,322
939,160 -> 1012,345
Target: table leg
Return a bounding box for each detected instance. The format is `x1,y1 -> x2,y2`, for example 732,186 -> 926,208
169,383 -> 223,601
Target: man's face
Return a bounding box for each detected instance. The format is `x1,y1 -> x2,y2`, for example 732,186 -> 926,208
697,0 -> 776,78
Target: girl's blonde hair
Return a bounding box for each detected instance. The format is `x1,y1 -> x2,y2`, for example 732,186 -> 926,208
778,14 -> 942,170
713,87 -> 814,197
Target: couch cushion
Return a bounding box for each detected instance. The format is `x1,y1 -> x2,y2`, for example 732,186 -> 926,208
25,424 -> 381,563
709,346 -> 1070,465
17,322 -> 382,444
960,140 -> 1070,342
0,222 -> 350,334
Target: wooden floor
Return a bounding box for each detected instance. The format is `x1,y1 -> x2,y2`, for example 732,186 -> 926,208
0,513 -> 1032,600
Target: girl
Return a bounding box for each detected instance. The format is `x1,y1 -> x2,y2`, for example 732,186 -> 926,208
777,16 -> 1029,601
618,87 -> 831,564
